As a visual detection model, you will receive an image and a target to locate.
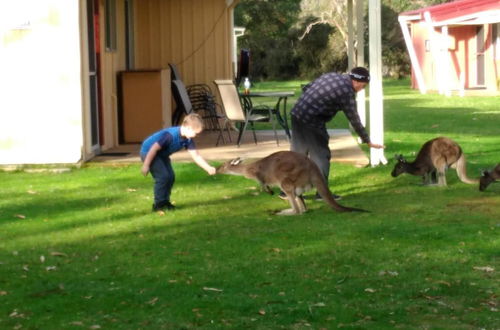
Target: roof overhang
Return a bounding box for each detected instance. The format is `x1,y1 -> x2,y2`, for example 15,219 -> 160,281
399,0 -> 500,26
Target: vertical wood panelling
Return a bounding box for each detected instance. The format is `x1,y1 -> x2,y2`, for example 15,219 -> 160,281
181,0 -> 194,82
134,0 -> 234,87
192,0 -> 203,81
149,0 -> 161,66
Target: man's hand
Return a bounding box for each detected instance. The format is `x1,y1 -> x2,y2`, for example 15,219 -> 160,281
141,164 -> 150,176
368,142 -> 385,149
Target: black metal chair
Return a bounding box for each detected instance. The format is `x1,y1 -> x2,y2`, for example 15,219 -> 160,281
187,83 -> 230,146
168,63 -> 182,82
171,79 -> 194,126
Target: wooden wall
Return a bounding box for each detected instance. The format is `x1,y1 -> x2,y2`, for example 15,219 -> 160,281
94,0 -> 236,152
410,21 -> 499,93
133,0 -> 235,87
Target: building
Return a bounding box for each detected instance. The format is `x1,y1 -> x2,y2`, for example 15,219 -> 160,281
0,0 -> 239,165
399,0 -> 500,95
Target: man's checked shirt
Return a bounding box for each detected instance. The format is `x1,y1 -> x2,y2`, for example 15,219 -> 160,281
291,72 -> 370,144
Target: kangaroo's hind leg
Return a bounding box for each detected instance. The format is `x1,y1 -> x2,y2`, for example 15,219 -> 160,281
435,161 -> 448,186
423,169 -> 438,185
277,181 -> 301,215
295,195 -> 307,214
276,192 -> 300,215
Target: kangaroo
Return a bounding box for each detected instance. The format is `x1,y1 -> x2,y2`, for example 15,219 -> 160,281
216,151 -> 368,215
391,137 -> 477,186
479,163 -> 500,191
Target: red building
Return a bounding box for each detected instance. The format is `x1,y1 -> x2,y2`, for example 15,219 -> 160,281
399,0 -> 500,95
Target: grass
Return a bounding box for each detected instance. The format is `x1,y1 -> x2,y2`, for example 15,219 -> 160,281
1,79 -> 499,328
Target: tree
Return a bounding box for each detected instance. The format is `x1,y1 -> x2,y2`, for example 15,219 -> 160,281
234,0 -> 455,80
234,0 -> 302,80
298,0 -> 454,78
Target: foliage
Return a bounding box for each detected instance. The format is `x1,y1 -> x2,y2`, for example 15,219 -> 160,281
1,79 -> 499,328
234,0 -> 302,80
235,0 -> 456,80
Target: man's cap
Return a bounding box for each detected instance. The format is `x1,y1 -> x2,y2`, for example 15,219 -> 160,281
349,67 -> 370,83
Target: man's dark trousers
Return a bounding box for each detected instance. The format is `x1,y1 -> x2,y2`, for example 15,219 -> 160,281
290,115 -> 331,181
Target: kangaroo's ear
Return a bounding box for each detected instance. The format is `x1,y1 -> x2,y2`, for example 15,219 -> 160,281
395,154 -> 404,162
480,170 -> 489,177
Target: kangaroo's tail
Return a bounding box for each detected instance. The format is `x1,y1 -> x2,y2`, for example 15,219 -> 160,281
456,154 -> 478,184
311,168 -> 369,213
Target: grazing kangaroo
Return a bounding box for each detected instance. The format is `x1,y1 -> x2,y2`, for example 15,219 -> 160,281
216,151 -> 367,215
391,137 -> 477,186
479,163 -> 500,191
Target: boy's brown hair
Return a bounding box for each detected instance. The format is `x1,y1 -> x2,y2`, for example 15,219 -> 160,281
182,114 -> 204,133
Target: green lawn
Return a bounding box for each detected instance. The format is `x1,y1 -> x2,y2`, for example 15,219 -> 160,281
1,79 -> 499,328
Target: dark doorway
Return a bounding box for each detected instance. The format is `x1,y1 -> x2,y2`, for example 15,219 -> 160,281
86,0 -> 103,151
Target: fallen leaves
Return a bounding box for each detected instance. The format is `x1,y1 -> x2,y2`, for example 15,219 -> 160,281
378,270 -> 399,277
146,297 -> 159,305
203,287 -> 223,292
473,266 -> 494,273
14,214 -> 26,219
9,310 -> 26,319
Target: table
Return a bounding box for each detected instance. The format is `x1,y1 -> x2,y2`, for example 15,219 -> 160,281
239,91 -> 295,139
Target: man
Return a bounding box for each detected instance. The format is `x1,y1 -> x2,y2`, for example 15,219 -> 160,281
283,67 -> 385,201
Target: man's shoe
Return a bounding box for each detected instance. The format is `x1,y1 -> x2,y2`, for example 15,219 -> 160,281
315,192 -> 342,201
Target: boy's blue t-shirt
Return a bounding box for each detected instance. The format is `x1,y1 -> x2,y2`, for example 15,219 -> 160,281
140,126 -> 195,157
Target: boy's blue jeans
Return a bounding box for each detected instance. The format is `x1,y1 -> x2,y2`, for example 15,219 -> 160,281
145,151 -> 175,206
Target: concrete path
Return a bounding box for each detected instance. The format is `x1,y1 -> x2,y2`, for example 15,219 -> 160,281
91,129 -> 369,167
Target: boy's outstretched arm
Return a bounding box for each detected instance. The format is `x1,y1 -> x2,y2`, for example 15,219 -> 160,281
141,142 -> 162,176
188,149 -> 216,175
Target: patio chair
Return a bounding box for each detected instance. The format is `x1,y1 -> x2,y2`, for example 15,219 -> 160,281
214,80 -> 278,147
187,83 -> 230,146
171,79 -> 194,125
168,63 -> 182,82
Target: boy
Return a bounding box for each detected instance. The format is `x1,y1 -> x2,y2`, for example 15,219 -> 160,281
140,114 -> 216,212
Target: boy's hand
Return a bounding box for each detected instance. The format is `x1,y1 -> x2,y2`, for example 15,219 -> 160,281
141,164 -> 150,176
207,166 -> 216,175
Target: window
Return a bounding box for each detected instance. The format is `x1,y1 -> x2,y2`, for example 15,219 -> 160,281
105,0 -> 117,52
425,39 -> 431,52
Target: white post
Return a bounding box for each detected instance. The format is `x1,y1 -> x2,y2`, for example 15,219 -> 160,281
368,0 -> 387,166
347,0 -> 354,70
356,0 -> 366,128
232,27 -> 245,79
398,16 -> 427,94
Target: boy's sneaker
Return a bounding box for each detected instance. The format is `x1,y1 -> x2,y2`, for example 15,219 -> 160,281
314,193 -> 342,201
152,201 -> 176,212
